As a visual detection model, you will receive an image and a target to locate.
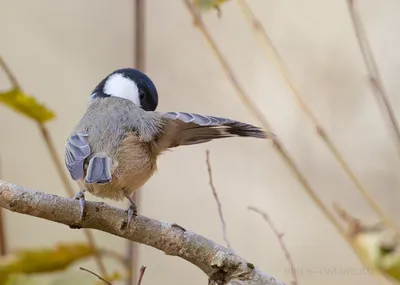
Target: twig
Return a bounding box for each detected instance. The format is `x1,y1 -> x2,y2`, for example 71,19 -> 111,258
0,54 -> 107,276
126,0 -> 146,283
0,55 -> 21,89
0,156 -> 6,256
346,0 -> 400,156
235,0 -> 397,237
205,150 -> 232,250
333,203 -> 363,238
80,267 -> 112,285
181,2 -> 386,284
248,206 -> 297,285
0,203 -> 5,256
0,180 -> 285,285
137,266 -> 147,285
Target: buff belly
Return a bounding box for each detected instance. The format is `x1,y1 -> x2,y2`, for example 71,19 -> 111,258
77,134 -> 158,201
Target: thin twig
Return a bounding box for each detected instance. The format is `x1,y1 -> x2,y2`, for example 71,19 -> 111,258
0,54 -> 107,276
0,156 -> 6,255
333,203 -> 363,238
80,267 -> 112,285
235,0 -> 397,236
181,2 -> 386,284
205,150 -> 232,250
346,0 -> 400,156
137,266 -> 147,285
0,203 -> 4,256
0,180 -> 285,285
248,206 -> 298,285
127,0 -> 146,283
0,55 -> 21,89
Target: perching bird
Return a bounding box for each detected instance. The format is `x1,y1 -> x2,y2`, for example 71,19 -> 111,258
64,68 -> 274,226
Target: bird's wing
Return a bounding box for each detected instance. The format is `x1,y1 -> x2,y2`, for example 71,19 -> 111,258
64,131 -> 91,180
157,111 -> 272,149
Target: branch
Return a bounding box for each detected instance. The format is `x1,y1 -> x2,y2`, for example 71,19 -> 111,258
181,0 -> 363,265
137,265 -> 147,285
205,150 -> 232,250
0,54 -> 21,89
235,0 -> 396,235
0,180 -> 284,285
182,3 -> 389,285
346,0 -> 400,157
248,207 -> 298,285
0,156 -> 6,256
79,267 -> 112,285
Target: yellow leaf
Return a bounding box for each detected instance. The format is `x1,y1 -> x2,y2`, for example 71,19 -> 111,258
4,269 -> 95,285
193,0 -> 230,11
0,88 -> 55,122
0,243 -> 95,285
354,227 -> 400,282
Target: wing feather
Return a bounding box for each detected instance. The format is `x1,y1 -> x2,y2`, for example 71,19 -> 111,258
64,131 -> 91,180
159,111 -> 272,148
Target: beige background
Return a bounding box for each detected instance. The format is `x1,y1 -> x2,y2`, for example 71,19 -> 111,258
1,0 -> 400,284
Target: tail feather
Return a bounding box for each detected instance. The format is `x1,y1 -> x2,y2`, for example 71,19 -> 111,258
159,111 -> 274,148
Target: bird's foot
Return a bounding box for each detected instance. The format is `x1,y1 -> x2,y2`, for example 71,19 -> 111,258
126,196 -> 138,228
73,190 -> 86,222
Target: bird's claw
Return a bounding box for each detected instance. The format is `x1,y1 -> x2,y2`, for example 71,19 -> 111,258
126,197 -> 138,228
73,190 -> 86,222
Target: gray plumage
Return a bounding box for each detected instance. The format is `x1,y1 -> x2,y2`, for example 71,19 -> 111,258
65,97 -> 269,185
64,68 -> 273,224
65,132 -> 90,181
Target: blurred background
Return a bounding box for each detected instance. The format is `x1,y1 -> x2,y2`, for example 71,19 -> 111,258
1,0 -> 400,285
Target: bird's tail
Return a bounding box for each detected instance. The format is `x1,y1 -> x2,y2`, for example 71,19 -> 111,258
159,111 -> 274,148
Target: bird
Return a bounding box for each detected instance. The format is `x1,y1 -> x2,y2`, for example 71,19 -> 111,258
64,68 -> 274,226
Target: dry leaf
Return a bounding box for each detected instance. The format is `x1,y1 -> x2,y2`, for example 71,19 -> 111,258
0,88 -> 55,122
0,243 -> 95,285
4,269 -> 95,285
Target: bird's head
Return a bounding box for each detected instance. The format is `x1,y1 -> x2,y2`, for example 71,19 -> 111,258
90,68 -> 158,111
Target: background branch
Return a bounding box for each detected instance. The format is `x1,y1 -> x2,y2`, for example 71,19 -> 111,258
0,156 -> 6,256
0,180 -> 285,285
346,0 -> 400,157
137,265 -> 147,285
80,267 -> 113,285
235,0 -> 396,234
205,150 -> 232,250
125,0 -> 147,283
182,0 -> 375,272
182,2 -> 390,284
248,206 -> 298,285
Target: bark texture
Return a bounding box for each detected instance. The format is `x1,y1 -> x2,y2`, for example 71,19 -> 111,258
0,180 -> 285,285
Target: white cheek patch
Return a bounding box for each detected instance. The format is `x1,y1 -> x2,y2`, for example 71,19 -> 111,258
103,73 -> 141,107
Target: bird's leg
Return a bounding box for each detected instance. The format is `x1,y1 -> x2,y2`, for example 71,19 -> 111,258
126,196 -> 138,227
73,189 -> 86,221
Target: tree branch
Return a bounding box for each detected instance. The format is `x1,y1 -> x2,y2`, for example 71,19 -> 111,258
205,150 -> 232,250
0,180 -> 284,285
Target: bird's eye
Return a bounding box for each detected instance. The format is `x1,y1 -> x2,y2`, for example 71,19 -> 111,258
139,92 -> 145,100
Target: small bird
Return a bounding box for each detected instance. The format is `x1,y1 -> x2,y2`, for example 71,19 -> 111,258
64,68 -> 274,226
